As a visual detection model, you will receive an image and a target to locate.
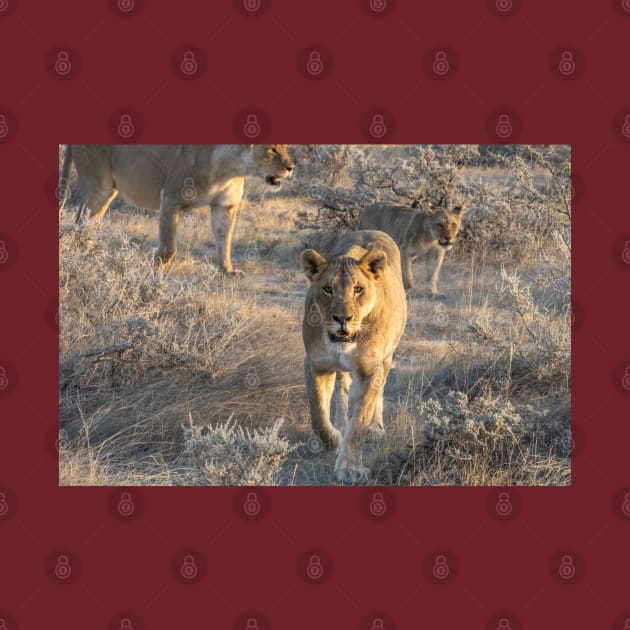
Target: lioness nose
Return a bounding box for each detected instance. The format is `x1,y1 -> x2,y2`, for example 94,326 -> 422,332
333,315 -> 352,325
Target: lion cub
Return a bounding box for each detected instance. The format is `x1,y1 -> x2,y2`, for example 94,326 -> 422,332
301,230 -> 407,484
360,201 -> 466,295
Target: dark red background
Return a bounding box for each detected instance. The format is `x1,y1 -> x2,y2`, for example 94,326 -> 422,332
1,0 -> 629,628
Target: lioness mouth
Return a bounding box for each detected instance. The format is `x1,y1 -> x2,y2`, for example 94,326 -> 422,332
265,175 -> 283,187
439,240 -> 452,249
329,332 -> 357,344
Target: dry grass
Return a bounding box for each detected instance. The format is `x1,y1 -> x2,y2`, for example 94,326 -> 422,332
59,160 -> 570,486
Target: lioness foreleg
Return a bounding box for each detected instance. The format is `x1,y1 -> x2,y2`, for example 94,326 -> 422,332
401,251 -> 414,291
305,359 -> 341,451
426,244 -> 446,296
334,372 -> 381,484
369,357 -> 391,436
332,370 -> 351,433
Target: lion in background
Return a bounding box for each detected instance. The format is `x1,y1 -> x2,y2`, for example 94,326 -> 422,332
59,144 -> 295,272
301,230 -> 407,484
360,200 -> 466,295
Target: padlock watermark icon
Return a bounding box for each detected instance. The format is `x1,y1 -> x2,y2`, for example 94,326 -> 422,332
306,51 -> 324,76
433,305 -> 448,327
118,0 -> 134,12
56,429 -> 70,452
623,0 -> 630,11
307,302 -> 323,326
495,0 -> 513,12
118,618 -> 134,630
54,51 -> 72,76
622,241 -> 630,263
370,365 -> 386,389
117,491 -> 135,517
495,491 -> 512,516
307,434 -> 324,453
0,0 -> 9,12
432,554 -> 450,579
180,50 -> 198,76
622,367 -> 630,390
181,177 -> 197,201
117,114 -> 135,139
558,50 -> 576,76
369,492 -> 387,517
0,241 -> 8,265
369,114 -> 387,139
0,114 -> 8,139
245,619 -> 260,630
180,555 -> 198,580
243,0 -> 261,11
244,367 -> 260,389
621,492 -> 630,517
306,554 -> 324,580
54,554 -> 72,580
243,113 -> 261,138
495,114 -> 513,138
622,115 -> 630,139
557,554 -> 576,580
244,242 -> 260,263
369,0 -> 386,11
0,366 -> 8,390
432,50 -> 450,76
496,618 -> 512,630
243,492 -> 261,517
0,492 -> 8,516
371,618 -> 386,630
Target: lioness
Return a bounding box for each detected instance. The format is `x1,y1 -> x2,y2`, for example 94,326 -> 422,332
301,230 -> 407,484
360,201 -> 465,295
59,144 -> 295,272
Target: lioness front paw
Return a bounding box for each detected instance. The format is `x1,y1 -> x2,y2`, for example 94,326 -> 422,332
223,269 -> 245,278
334,463 -> 371,484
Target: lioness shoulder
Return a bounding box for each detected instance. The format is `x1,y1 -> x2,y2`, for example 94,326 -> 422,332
360,201 -> 466,295
301,230 -> 407,484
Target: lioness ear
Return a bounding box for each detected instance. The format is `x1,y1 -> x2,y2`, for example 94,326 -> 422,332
301,249 -> 327,281
361,249 -> 387,278
452,205 -> 465,215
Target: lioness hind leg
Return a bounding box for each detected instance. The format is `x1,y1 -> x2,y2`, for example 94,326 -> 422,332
89,188 -> 118,220
305,359 -> 341,451
154,202 -> 181,271
211,203 -> 241,275
75,188 -> 118,224
333,371 -> 351,433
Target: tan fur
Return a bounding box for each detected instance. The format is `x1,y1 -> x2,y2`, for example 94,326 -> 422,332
61,144 -> 295,272
301,230 -> 407,484
360,201 -> 466,294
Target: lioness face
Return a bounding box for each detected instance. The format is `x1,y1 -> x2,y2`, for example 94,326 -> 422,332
301,249 -> 387,345
251,144 -> 295,188
427,204 -> 465,250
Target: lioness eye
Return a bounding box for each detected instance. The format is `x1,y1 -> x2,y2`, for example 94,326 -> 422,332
322,286 -> 332,294
271,147 -> 278,155
354,286 -> 363,294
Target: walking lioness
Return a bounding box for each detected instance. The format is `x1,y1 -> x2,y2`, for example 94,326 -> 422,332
301,230 -> 407,484
360,201 -> 466,295
60,144 -> 295,272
